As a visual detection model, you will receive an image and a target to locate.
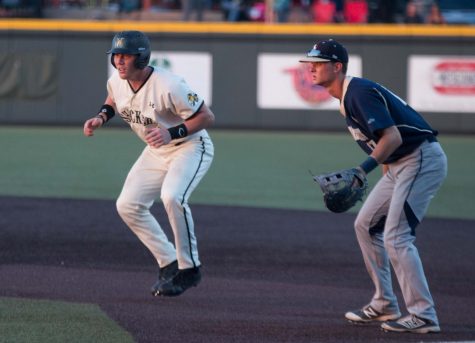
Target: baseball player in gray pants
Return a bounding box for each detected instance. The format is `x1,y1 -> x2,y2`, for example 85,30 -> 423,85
299,39 -> 447,333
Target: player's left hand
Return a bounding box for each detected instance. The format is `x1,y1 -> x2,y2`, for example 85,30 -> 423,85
145,127 -> 172,148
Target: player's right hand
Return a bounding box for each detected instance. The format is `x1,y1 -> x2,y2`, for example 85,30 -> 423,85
145,126 -> 172,148
83,117 -> 103,137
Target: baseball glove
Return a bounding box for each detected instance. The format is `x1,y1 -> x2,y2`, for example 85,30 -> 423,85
313,168 -> 368,213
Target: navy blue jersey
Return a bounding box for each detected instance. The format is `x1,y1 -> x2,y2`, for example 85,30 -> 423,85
341,77 -> 437,164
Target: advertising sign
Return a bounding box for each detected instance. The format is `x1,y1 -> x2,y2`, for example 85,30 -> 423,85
408,56 -> 475,113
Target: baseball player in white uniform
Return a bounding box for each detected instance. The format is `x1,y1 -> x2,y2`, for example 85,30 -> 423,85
83,31 -> 214,297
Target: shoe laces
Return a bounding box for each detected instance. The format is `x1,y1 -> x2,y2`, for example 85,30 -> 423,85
399,314 -> 426,328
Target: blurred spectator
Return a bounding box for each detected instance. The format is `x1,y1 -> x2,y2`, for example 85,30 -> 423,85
312,0 -> 336,23
343,0 -> 368,23
25,0 -> 42,16
119,0 -> 140,14
426,2 -> 445,24
273,0 -> 291,22
412,0 -> 434,18
221,0 -> 251,20
0,0 -> 43,17
248,0 -> 265,21
404,0 -> 424,23
299,0 -> 312,15
333,0 -> 344,22
367,0 -> 402,23
182,0 -> 206,20
1,0 -> 22,13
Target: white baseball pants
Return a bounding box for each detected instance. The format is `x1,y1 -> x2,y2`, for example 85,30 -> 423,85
116,135 -> 214,270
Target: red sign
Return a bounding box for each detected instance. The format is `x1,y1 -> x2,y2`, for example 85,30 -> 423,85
432,61 -> 475,95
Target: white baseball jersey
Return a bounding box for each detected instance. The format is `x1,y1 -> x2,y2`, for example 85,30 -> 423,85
107,66 -> 210,143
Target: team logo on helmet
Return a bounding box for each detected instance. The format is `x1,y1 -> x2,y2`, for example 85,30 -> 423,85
187,93 -> 199,106
115,37 -> 125,48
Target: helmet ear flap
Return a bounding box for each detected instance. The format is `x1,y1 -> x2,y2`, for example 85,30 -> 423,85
134,55 -> 141,69
134,53 -> 150,69
110,54 -> 116,68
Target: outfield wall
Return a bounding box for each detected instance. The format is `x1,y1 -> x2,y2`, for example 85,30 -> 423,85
1,21 -> 475,133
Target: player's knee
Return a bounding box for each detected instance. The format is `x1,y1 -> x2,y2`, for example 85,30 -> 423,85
116,197 -> 128,216
116,196 -> 137,218
383,240 -> 400,261
383,235 -> 412,256
354,215 -> 368,236
160,192 -> 182,212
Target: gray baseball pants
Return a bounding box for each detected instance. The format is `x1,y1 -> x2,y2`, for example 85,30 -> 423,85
354,140 -> 447,324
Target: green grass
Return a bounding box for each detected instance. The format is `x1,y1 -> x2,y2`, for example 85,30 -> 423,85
0,297 -> 134,343
0,125 -> 473,219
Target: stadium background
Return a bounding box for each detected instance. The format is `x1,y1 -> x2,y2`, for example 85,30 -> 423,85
1,21 -> 475,132
1,20 -> 474,342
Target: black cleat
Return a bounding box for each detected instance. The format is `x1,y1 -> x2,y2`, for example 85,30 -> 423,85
156,266 -> 201,297
151,260 -> 178,296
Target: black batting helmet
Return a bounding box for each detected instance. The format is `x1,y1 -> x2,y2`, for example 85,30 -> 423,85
108,31 -> 151,69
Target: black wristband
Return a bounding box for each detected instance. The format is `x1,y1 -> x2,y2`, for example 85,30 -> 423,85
359,156 -> 379,174
99,104 -> 115,123
168,123 -> 188,140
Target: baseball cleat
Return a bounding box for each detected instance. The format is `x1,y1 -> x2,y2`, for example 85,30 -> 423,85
345,305 -> 401,324
155,266 -> 201,297
151,260 -> 178,296
381,314 -> 441,334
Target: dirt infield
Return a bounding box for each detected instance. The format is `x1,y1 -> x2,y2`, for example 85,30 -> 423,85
1,196 -> 474,342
